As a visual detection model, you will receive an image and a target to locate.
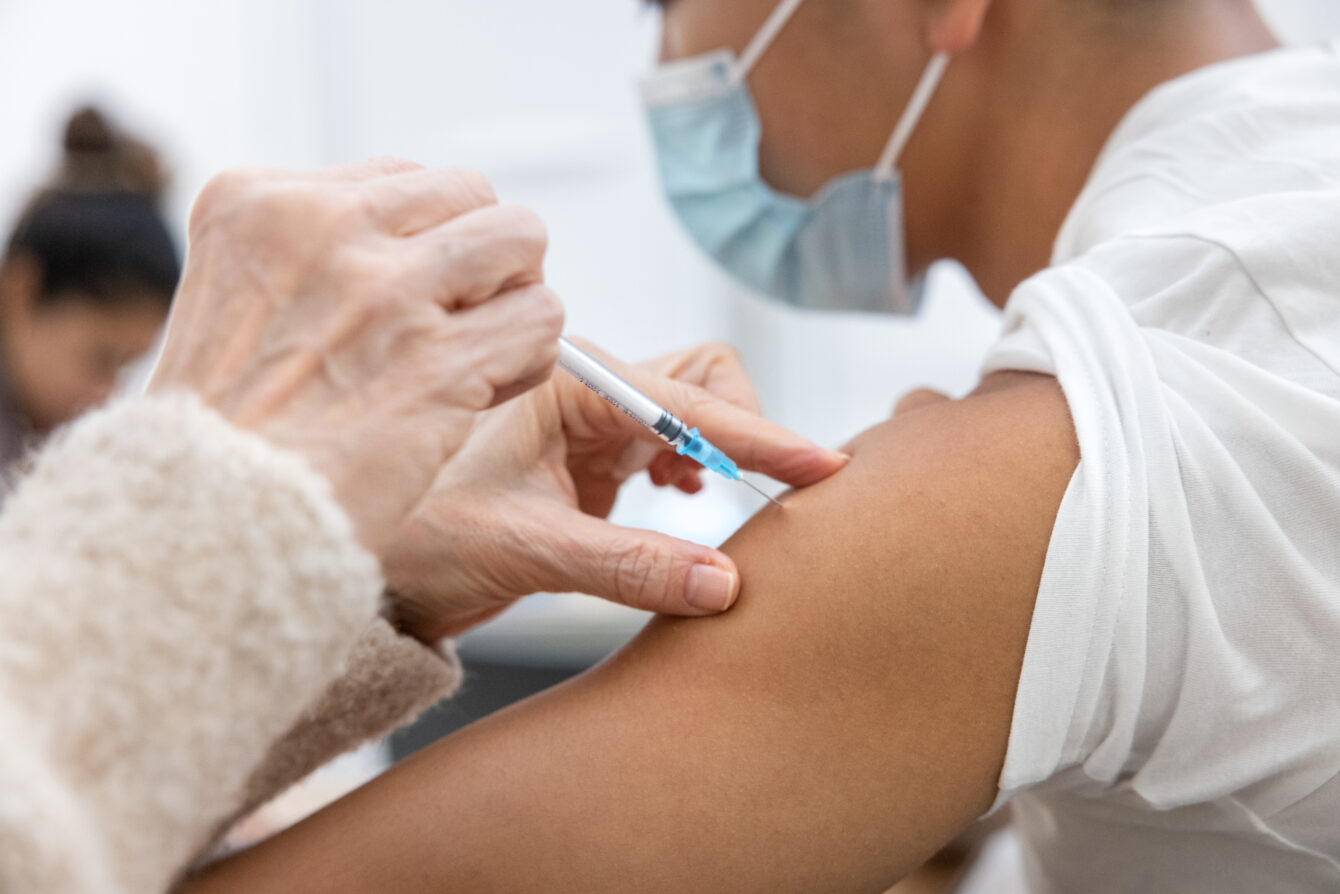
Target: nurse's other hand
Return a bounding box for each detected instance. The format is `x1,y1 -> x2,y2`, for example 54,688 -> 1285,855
149,159 -> 563,554
381,340 -> 848,642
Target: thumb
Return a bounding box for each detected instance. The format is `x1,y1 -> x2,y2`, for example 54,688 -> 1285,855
548,512 -> 740,616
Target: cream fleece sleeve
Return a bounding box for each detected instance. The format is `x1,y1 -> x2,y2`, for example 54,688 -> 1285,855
0,393 -> 390,894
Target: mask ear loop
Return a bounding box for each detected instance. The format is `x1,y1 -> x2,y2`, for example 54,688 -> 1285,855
733,0 -> 809,85
874,52 -> 951,182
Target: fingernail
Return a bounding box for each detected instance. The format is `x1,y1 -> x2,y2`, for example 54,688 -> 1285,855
685,565 -> 738,613
818,448 -> 851,468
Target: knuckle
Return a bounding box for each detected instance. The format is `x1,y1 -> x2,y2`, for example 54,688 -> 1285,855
444,167 -> 499,208
706,341 -> 744,365
286,185 -> 369,241
330,246 -> 381,293
683,382 -> 719,417
248,179 -> 320,221
449,370 -> 495,412
694,340 -> 746,374
352,188 -> 393,229
199,166 -> 258,202
189,166 -> 264,231
525,285 -> 566,338
499,204 -> 549,252
604,541 -> 668,610
365,155 -> 424,175
321,201 -> 364,237
528,336 -> 562,377
431,228 -> 467,277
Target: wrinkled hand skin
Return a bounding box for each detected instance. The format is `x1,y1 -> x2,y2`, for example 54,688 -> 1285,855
150,159 -> 564,554
381,340 -> 849,640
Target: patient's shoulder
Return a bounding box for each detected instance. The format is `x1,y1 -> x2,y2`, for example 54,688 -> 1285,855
730,370 -> 1078,615
843,370 -> 1077,499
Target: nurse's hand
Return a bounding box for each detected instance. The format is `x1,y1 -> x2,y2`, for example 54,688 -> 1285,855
150,159 -> 563,554
381,340 -> 848,641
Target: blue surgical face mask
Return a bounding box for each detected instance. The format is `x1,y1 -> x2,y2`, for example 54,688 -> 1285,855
641,0 -> 949,314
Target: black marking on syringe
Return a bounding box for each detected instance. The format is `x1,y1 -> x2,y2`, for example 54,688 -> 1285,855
653,410 -> 685,444
568,370 -> 646,427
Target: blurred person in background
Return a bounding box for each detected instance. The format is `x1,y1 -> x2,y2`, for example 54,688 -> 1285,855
0,106 -> 178,483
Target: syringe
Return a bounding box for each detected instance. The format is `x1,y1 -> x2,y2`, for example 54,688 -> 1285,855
557,338 -> 782,507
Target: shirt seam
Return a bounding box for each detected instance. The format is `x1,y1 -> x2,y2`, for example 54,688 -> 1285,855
1096,231 -> 1340,380
1226,794 -> 1340,879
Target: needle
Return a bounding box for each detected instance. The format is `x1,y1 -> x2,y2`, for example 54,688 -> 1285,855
557,338 -> 787,510
742,478 -> 784,508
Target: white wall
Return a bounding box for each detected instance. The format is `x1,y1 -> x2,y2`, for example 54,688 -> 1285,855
0,0 -> 1334,506
1264,0 -> 1340,38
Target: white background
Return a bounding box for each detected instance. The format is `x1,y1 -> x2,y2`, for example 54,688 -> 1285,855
1,0 -> 1336,529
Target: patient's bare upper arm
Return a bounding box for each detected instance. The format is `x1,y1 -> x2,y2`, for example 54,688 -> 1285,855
190,374 -> 1078,894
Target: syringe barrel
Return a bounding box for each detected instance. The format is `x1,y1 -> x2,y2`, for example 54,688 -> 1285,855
557,338 -> 670,432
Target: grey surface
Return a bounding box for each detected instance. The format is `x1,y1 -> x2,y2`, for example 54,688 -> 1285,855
390,659 -> 583,761
390,593 -> 652,760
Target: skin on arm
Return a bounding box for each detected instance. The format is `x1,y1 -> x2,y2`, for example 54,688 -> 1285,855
186,373 -> 1077,893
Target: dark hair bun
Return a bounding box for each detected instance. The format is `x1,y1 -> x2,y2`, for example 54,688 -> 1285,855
63,106 -> 116,154
57,105 -> 168,201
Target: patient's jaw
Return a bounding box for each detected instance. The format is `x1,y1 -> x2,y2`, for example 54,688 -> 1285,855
657,0 -> 930,203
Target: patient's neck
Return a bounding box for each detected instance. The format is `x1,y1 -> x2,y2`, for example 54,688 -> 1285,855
931,0 -> 1280,306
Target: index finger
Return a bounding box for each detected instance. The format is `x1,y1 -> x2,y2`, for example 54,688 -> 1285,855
303,156 -> 426,182
647,342 -> 764,416
617,364 -> 849,488
365,167 -> 499,236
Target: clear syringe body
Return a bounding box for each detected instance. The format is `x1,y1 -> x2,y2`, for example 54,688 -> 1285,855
556,338 -> 741,480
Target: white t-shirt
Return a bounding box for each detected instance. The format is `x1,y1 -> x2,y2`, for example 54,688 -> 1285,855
980,42 -> 1340,892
